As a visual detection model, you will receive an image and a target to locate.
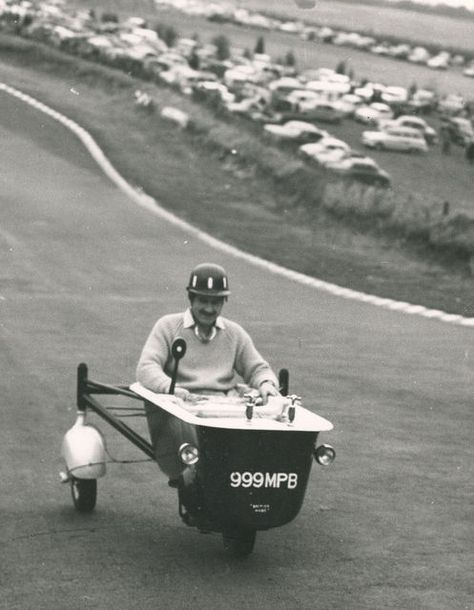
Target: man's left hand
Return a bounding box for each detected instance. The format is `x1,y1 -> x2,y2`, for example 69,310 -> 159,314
259,381 -> 279,404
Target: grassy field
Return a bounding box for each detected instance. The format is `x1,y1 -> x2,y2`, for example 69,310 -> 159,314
69,0 -> 474,55
1,35 -> 472,318
69,0 -> 474,99
238,0 -> 474,54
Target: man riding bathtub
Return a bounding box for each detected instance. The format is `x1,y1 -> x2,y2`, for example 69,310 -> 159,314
136,262 -> 280,405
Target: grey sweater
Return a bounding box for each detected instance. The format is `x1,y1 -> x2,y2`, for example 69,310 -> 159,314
136,309 -> 278,394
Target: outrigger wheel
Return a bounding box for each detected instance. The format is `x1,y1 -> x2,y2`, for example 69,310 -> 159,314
70,477 -> 97,513
222,528 -> 257,557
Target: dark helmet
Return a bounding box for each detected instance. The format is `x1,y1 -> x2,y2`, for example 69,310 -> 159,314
186,263 -> 230,297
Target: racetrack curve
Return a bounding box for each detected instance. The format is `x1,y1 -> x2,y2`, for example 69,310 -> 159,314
0,88 -> 472,610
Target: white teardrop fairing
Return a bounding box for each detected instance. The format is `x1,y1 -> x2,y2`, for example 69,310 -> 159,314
61,413 -> 106,479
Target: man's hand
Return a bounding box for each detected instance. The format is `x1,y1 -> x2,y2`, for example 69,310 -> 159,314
259,381 -> 279,404
174,387 -> 190,401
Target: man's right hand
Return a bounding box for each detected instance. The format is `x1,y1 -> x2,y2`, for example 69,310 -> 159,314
259,381 -> 280,404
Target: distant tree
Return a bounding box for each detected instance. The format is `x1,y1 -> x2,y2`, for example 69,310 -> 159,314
155,23 -> 178,47
101,12 -> 119,23
409,82 -> 418,97
188,50 -> 200,70
21,12 -> 34,29
294,0 -> 316,7
212,34 -> 231,61
336,60 -> 346,75
285,50 -> 296,67
254,35 -> 265,55
371,88 -> 382,103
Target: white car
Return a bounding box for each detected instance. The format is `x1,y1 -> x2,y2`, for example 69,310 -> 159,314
362,127 -> 429,153
379,115 -> 438,144
263,120 -> 328,143
387,44 -> 411,59
226,97 -> 266,115
444,117 -> 474,145
194,80 -> 235,104
298,137 -> 351,165
333,94 -> 364,117
427,52 -> 450,70
463,62 -> 474,78
325,156 -> 391,187
370,44 -> 391,55
408,46 -> 430,64
406,89 -> 437,113
285,89 -> 321,107
297,99 -> 345,124
381,86 -> 408,105
437,94 -> 466,115
354,102 -> 393,125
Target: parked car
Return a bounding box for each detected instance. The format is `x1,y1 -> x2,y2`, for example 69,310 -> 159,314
317,26 -> 335,42
285,89 -> 321,107
405,89 -> 437,114
298,137 -> 351,165
362,127 -> 429,153
387,44 -> 411,59
463,62 -> 474,78
379,115 -> 437,144
333,93 -> 364,117
297,100 -> 345,124
325,156 -> 391,187
263,120 -> 328,143
223,64 -> 263,88
245,109 -> 283,124
427,52 -> 450,70
193,80 -> 235,104
353,82 -> 386,102
444,117 -> 474,146
408,46 -> 430,64
312,68 -> 350,84
354,102 -> 394,125
304,81 -> 351,100
381,86 -> 408,106
437,94 -> 466,116
226,96 -> 267,116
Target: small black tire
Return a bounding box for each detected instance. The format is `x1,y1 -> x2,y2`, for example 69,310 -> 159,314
71,477 -> 97,513
222,529 -> 256,558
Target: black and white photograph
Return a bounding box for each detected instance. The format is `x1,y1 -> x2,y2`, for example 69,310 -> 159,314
0,0 -> 472,608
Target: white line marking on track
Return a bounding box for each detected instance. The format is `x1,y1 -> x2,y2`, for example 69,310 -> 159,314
1,82 -> 472,328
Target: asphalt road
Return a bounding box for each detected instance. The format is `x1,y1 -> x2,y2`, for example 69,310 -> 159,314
0,91 -> 472,610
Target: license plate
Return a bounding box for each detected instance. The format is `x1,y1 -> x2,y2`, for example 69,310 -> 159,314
229,471 -> 298,489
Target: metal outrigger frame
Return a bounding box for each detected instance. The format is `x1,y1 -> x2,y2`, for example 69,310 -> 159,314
76,362 -> 155,459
